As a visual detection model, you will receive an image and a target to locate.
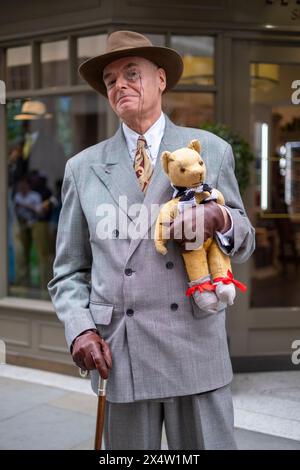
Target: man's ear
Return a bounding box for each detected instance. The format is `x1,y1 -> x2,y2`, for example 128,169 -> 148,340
158,67 -> 167,93
188,139 -> 201,154
161,151 -> 173,174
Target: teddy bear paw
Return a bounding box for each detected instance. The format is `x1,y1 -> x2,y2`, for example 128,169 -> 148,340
155,243 -> 168,255
193,290 -> 220,313
187,276 -> 221,313
215,282 -> 236,306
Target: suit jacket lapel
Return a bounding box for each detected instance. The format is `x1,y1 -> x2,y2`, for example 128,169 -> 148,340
90,126 -> 144,224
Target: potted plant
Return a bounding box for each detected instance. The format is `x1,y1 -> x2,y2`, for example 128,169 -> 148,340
201,123 -> 255,194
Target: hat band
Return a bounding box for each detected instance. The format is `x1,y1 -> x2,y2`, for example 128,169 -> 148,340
19,111 -> 45,117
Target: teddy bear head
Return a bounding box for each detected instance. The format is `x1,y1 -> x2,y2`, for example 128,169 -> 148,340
161,139 -> 206,188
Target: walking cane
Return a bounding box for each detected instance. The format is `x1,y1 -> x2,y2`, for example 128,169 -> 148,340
79,368 -> 107,450
94,375 -> 107,450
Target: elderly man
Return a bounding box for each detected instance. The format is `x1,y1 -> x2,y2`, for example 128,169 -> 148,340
48,31 -> 255,450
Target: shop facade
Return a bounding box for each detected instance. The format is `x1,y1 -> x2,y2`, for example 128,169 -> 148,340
1,0 -> 300,374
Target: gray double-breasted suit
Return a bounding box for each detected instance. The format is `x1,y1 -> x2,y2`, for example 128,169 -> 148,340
48,116 -> 255,405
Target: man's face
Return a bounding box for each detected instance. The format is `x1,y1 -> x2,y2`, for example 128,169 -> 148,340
103,56 -> 166,122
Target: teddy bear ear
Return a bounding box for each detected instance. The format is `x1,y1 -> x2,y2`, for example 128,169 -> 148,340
161,151 -> 173,174
188,139 -> 201,154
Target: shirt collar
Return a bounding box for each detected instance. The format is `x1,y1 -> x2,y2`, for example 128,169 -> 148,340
122,112 -> 165,158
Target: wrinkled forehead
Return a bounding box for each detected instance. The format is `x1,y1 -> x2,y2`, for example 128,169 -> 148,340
103,56 -> 155,77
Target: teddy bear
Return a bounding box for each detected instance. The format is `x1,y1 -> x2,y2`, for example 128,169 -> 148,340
154,139 -> 246,313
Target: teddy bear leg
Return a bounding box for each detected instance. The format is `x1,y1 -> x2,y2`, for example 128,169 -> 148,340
207,239 -> 236,305
215,282 -> 236,306
181,244 -> 210,281
183,244 -> 223,312
187,275 -> 221,313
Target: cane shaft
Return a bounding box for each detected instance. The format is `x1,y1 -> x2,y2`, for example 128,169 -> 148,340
94,395 -> 106,450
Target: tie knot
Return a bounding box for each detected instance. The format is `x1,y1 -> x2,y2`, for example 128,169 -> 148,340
137,135 -> 147,150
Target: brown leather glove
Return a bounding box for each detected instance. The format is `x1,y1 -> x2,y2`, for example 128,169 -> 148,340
71,329 -> 112,379
169,201 -> 230,251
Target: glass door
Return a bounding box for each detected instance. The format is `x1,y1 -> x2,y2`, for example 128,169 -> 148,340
230,39 -> 300,366
250,49 -> 300,309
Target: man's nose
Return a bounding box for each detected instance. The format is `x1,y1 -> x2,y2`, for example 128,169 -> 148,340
115,74 -> 128,90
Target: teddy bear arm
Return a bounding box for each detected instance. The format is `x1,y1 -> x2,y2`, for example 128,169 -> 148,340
154,202 -> 176,255
214,189 -> 225,205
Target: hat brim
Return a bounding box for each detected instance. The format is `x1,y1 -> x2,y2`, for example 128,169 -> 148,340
14,113 -> 52,121
78,46 -> 183,96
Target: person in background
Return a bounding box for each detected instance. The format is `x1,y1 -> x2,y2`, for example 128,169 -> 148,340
14,177 -> 42,287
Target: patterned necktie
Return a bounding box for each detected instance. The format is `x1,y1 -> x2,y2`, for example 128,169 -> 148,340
134,136 -> 153,193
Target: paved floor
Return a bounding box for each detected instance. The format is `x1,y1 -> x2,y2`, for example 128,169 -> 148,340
0,365 -> 300,450
232,371 -> 300,442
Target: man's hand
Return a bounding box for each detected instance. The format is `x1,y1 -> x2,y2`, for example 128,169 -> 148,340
72,329 -> 112,379
169,201 -> 230,251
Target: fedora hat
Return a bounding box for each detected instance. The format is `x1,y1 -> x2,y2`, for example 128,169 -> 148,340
79,30 -> 183,96
14,100 -> 52,120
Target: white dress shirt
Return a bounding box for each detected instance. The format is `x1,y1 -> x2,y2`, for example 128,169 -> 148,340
122,113 -> 233,247
122,112 -> 165,166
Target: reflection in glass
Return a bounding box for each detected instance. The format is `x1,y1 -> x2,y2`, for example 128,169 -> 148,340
7,92 -> 107,300
250,63 -> 279,92
41,40 -> 68,87
171,36 -> 214,86
254,122 -> 269,211
163,92 -> 214,128
285,143 -> 300,215
6,46 -> 31,91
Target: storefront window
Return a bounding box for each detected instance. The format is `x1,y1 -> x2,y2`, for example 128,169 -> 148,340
41,40 -> 68,87
144,34 -> 165,46
5,32 -> 216,301
163,92 -> 214,127
250,62 -> 300,308
171,36 -> 215,86
6,46 -> 31,91
7,92 -> 107,300
77,34 -> 107,84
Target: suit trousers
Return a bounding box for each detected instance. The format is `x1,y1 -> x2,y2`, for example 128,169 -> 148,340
103,384 -> 237,450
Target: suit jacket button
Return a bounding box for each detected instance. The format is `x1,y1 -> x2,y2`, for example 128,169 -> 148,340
125,268 -> 133,276
170,303 -> 178,311
112,229 -> 119,238
166,261 -> 174,269
126,309 -> 134,316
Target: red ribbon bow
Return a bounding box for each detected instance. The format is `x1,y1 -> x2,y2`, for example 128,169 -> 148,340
213,270 -> 247,292
186,281 -> 215,297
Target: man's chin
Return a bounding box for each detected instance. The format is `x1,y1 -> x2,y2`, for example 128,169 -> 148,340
117,96 -> 139,108
117,105 -> 141,120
